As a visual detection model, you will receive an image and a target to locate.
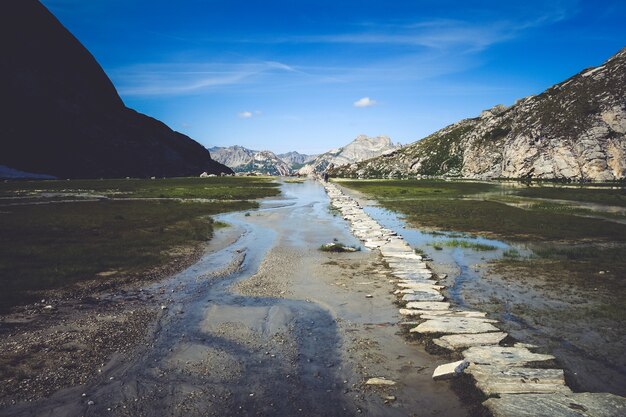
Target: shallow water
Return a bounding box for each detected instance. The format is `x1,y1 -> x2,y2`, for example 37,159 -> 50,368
363,205 -> 529,308
1,179 -> 470,417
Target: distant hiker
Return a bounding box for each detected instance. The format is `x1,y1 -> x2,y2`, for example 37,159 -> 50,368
323,172 -> 329,182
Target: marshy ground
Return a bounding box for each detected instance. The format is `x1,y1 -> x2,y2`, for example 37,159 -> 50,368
336,178 -> 626,396
0,179 -> 470,416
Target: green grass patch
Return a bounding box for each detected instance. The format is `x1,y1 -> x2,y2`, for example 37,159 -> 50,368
335,179 -> 496,200
436,239 -> 498,251
0,200 -> 259,310
502,249 -> 521,258
384,199 -> 626,242
0,177 -> 281,310
515,186 -> 626,207
0,176 -> 280,200
339,180 -> 626,242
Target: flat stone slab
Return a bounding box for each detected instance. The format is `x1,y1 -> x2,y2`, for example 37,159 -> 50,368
365,377 -> 396,386
412,318 -> 500,334
432,360 -> 468,381
433,332 -> 507,350
402,292 -> 445,302
397,288 -> 442,296
394,274 -> 435,282
399,308 -> 424,316
397,282 -> 445,291
405,301 -> 450,310
468,364 -> 570,395
420,314 -> 497,322
463,346 -> 555,367
364,240 -> 387,248
483,392 -> 626,417
421,310 -> 487,318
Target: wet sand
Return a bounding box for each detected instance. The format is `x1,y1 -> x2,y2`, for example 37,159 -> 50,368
0,180 -> 469,416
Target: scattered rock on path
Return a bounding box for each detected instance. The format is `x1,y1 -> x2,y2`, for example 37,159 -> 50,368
432,360 -> 468,381
365,377 -> 397,386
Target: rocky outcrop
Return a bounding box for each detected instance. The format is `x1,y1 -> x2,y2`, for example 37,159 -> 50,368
331,47 -> 626,181
299,135 -> 399,175
210,146 -> 292,176
0,2 -> 232,179
210,146 -> 257,169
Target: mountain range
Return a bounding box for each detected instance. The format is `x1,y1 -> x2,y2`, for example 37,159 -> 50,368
209,146 -> 300,176
330,48 -> 626,181
298,135 -> 399,175
1,1 -> 231,179
210,135 -> 399,176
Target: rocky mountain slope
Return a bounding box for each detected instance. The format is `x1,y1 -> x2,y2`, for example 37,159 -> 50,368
331,48 -> 626,181
277,151 -> 317,170
299,135 -> 399,175
210,146 -> 293,176
1,2 -> 231,179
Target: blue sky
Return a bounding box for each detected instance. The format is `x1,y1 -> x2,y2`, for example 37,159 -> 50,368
42,0 -> 626,154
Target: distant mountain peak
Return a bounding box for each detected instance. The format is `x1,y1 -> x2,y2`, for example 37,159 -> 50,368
298,135 -> 399,175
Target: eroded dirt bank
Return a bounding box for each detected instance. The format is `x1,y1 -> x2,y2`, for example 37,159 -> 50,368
0,180 -> 469,417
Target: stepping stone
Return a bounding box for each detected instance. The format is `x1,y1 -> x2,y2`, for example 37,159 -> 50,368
398,308 -> 423,316
421,312 -> 496,321
405,301 -> 450,310
462,346 -> 555,367
391,266 -> 430,273
365,240 -> 387,248
432,360 -> 468,380
397,282 -> 444,290
397,288 -> 442,296
393,272 -> 433,279
412,318 -> 500,334
467,364 -> 570,395
483,392 -> 626,417
433,332 -> 507,350
402,292 -> 445,302
421,310 -> 486,318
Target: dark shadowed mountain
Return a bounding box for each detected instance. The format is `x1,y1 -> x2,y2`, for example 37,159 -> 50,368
0,1 -> 232,179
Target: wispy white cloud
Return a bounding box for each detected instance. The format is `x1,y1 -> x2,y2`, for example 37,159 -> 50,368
353,97 -> 376,108
113,61 -> 299,96
235,2 -> 578,53
237,110 -> 263,119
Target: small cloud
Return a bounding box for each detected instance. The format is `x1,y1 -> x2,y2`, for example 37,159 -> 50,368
354,97 -> 376,108
238,111 -> 253,118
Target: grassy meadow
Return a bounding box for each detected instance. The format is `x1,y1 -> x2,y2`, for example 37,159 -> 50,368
336,178 -> 626,297
0,177 -> 280,310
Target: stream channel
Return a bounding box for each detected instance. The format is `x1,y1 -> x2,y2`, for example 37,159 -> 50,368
2,180 -> 471,417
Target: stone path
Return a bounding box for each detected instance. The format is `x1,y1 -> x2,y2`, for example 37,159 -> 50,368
322,181 -> 626,417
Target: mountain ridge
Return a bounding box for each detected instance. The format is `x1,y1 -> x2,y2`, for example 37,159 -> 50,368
210,146 -> 298,175
330,48 -> 626,181
1,1 -> 232,179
